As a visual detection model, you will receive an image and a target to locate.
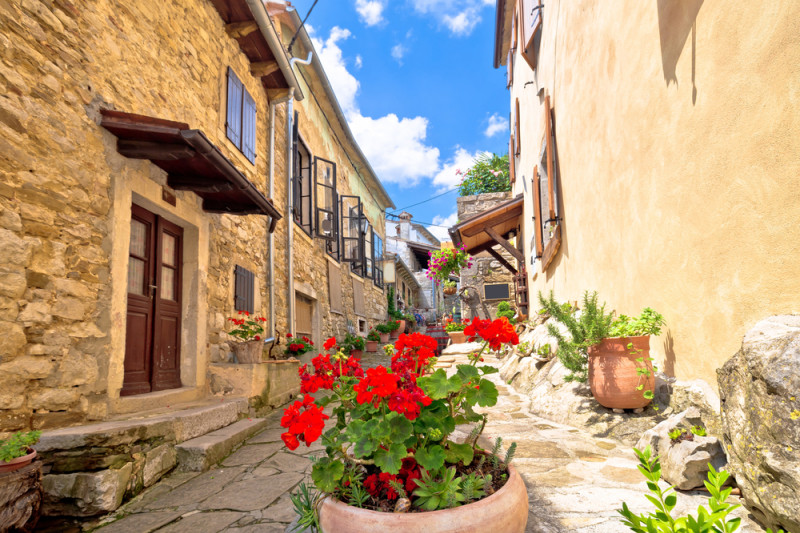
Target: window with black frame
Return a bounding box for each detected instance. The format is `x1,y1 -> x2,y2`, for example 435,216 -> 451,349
364,224 -> 373,279
292,132 -> 313,235
340,196 -> 364,270
373,233 -> 384,287
314,157 -> 339,260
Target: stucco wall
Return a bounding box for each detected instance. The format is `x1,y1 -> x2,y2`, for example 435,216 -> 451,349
508,0 -> 800,385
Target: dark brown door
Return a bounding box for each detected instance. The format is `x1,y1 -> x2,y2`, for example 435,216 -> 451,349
122,204 -> 183,396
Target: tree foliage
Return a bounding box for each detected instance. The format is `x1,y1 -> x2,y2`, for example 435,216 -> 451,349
457,153 -> 511,196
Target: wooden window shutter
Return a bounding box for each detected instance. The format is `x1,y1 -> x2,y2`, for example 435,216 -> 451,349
532,166 -> 543,258
234,265 -> 255,314
515,99 -> 521,156
353,279 -> 365,317
509,133 -> 516,183
242,90 -> 256,163
291,111 -> 300,221
226,68 -> 243,148
543,95 -> 556,220
328,261 -> 342,313
519,0 -> 543,71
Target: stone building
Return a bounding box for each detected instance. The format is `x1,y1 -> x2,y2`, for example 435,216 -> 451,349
0,0 -> 392,437
449,193 -> 519,321
385,211 -> 442,319
491,0 -> 800,386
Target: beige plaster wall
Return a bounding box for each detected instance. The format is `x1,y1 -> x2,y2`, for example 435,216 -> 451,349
509,0 -> 800,385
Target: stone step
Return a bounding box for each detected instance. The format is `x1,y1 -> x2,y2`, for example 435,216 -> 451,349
175,417 -> 268,472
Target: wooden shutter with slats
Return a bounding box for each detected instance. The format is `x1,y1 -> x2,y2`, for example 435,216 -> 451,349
226,68 -> 243,148
234,265 -> 255,314
242,90 -> 256,162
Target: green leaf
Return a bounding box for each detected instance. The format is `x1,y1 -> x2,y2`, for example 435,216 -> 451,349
345,419 -> 367,440
353,435 -> 378,458
643,390 -> 654,399
456,364 -> 479,381
311,458 -> 344,493
373,443 -> 407,474
415,445 -> 446,471
372,419 -> 392,441
473,379 -> 499,407
388,413 -> 413,442
445,441 -> 474,465
418,369 -> 462,399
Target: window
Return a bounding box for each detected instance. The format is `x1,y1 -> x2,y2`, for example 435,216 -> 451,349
532,95 -> 561,270
234,265 -> 255,313
315,157 -> 339,260
518,0 -> 543,71
226,68 -> 256,163
373,234 -> 384,288
291,113 -> 313,235
484,283 -> 511,300
341,195 -> 364,267
364,224 -> 373,279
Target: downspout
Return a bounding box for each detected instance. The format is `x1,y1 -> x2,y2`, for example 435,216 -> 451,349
285,53 -> 313,336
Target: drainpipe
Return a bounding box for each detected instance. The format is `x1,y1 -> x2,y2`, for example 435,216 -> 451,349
268,91 -> 294,339
285,53 -> 313,336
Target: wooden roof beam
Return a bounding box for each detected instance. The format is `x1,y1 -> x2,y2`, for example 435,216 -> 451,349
226,21 -> 259,39
251,61 -> 280,78
483,226 -> 524,263
486,247 -> 518,275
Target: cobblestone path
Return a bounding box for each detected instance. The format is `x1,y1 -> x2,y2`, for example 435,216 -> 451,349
89,344 -> 765,533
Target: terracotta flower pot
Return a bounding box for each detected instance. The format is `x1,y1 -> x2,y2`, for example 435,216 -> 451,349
588,335 -> 655,409
318,464 -> 528,533
365,340 -> 378,352
390,329 -> 400,340
443,286 -> 457,295
0,449 -> 36,474
349,349 -> 363,359
379,333 -> 390,344
232,339 -> 263,364
447,331 -> 467,344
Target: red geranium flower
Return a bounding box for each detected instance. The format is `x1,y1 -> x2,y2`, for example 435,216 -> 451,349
323,337 -> 337,351
280,394 -> 329,450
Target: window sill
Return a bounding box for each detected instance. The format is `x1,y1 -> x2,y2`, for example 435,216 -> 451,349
293,223 -> 314,246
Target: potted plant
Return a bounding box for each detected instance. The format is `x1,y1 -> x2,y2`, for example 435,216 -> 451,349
443,280 -> 457,296
388,320 -> 401,340
227,311 -> 267,363
0,431 -> 40,474
403,313 -> 416,333
495,301 -> 516,324
285,321 -> 527,533
341,333 -> 366,358
539,291 -> 665,410
425,246 -> 473,286
285,334 -> 315,359
374,323 -> 392,344
445,321 -> 468,344
366,330 -> 380,352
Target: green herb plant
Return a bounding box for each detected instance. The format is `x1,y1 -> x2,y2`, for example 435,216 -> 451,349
496,301 -> 516,323
690,425 -> 707,437
0,431 -> 41,463
445,322 -> 467,332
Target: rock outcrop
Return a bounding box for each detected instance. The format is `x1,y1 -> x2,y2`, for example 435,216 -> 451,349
718,315 -> 800,533
636,408 -> 728,490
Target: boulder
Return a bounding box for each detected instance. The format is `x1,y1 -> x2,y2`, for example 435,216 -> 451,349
718,315 -> 800,533
636,408 -> 727,490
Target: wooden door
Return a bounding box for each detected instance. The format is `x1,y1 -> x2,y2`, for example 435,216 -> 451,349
122,205 -> 183,396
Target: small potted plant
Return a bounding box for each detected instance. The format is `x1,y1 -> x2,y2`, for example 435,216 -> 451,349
374,323 -> 392,344
341,333 -> 366,358
442,280 -> 457,295
495,301 -> 516,324
445,321 -> 468,344
425,246 -> 473,286
285,334 -> 314,359
284,320 -> 527,532
403,313 -> 416,334
366,330 -> 380,352
227,311 -> 267,363
0,431 -> 41,474
388,320 -> 401,340
539,291 -> 665,410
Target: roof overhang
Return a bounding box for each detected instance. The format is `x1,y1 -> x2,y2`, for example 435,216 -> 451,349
493,0 -> 515,69
101,110 -> 282,230
449,194 -> 524,273
210,0 -> 304,101
407,241 -> 437,270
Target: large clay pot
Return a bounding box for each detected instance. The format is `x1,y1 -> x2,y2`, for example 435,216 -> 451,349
365,340 -> 378,352
443,286 -> 457,295
232,340 -> 263,364
447,331 -> 467,344
588,335 -> 654,409
0,449 -> 36,474
349,349 -> 363,359
318,464 -> 528,533
379,332 -> 390,344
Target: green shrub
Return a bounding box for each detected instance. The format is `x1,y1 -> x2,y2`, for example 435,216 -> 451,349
0,431 -> 41,462
457,153 -> 511,196
496,301 -> 516,322
445,322 -> 467,332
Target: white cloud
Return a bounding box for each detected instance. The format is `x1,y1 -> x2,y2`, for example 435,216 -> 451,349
311,27 -> 440,185
429,210 -> 459,241
484,113 -> 509,137
391,43 -> 407,64
409,0 -> 493,36
354,55 -> 363,69
432,147 -> 487,191
354,0 -> 386,26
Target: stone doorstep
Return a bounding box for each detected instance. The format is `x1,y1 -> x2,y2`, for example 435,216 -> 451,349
175,418 -> 268,472
35,398 -> 250,453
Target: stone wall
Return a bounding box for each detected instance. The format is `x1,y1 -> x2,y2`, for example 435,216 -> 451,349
456,193 -> 516,320
0,0 -> 390,436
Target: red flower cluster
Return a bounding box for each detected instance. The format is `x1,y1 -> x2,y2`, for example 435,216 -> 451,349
354,366 -> 399,407
391,333 -> 438,375
280,394 -> 329,450
464,317 -> 519,350
363,456 -> 422,500
323,337 -> 337,351
299,352 -> 364,394
387,382 -> 431,420
289,343 -> 305,352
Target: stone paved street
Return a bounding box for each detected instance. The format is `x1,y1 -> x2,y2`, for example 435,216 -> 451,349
84,344 -> 766,533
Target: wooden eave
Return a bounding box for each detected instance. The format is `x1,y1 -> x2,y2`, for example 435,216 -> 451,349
100,110 -> 281,230
448,194 -> 524,273
210,0 -> 291,92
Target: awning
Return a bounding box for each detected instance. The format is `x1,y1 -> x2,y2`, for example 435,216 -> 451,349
101,110 -> 281,231
448,194 -> 524,274
407,241 -> 437,270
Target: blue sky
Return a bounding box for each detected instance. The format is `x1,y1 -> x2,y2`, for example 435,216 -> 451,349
288,0 -> 509,240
